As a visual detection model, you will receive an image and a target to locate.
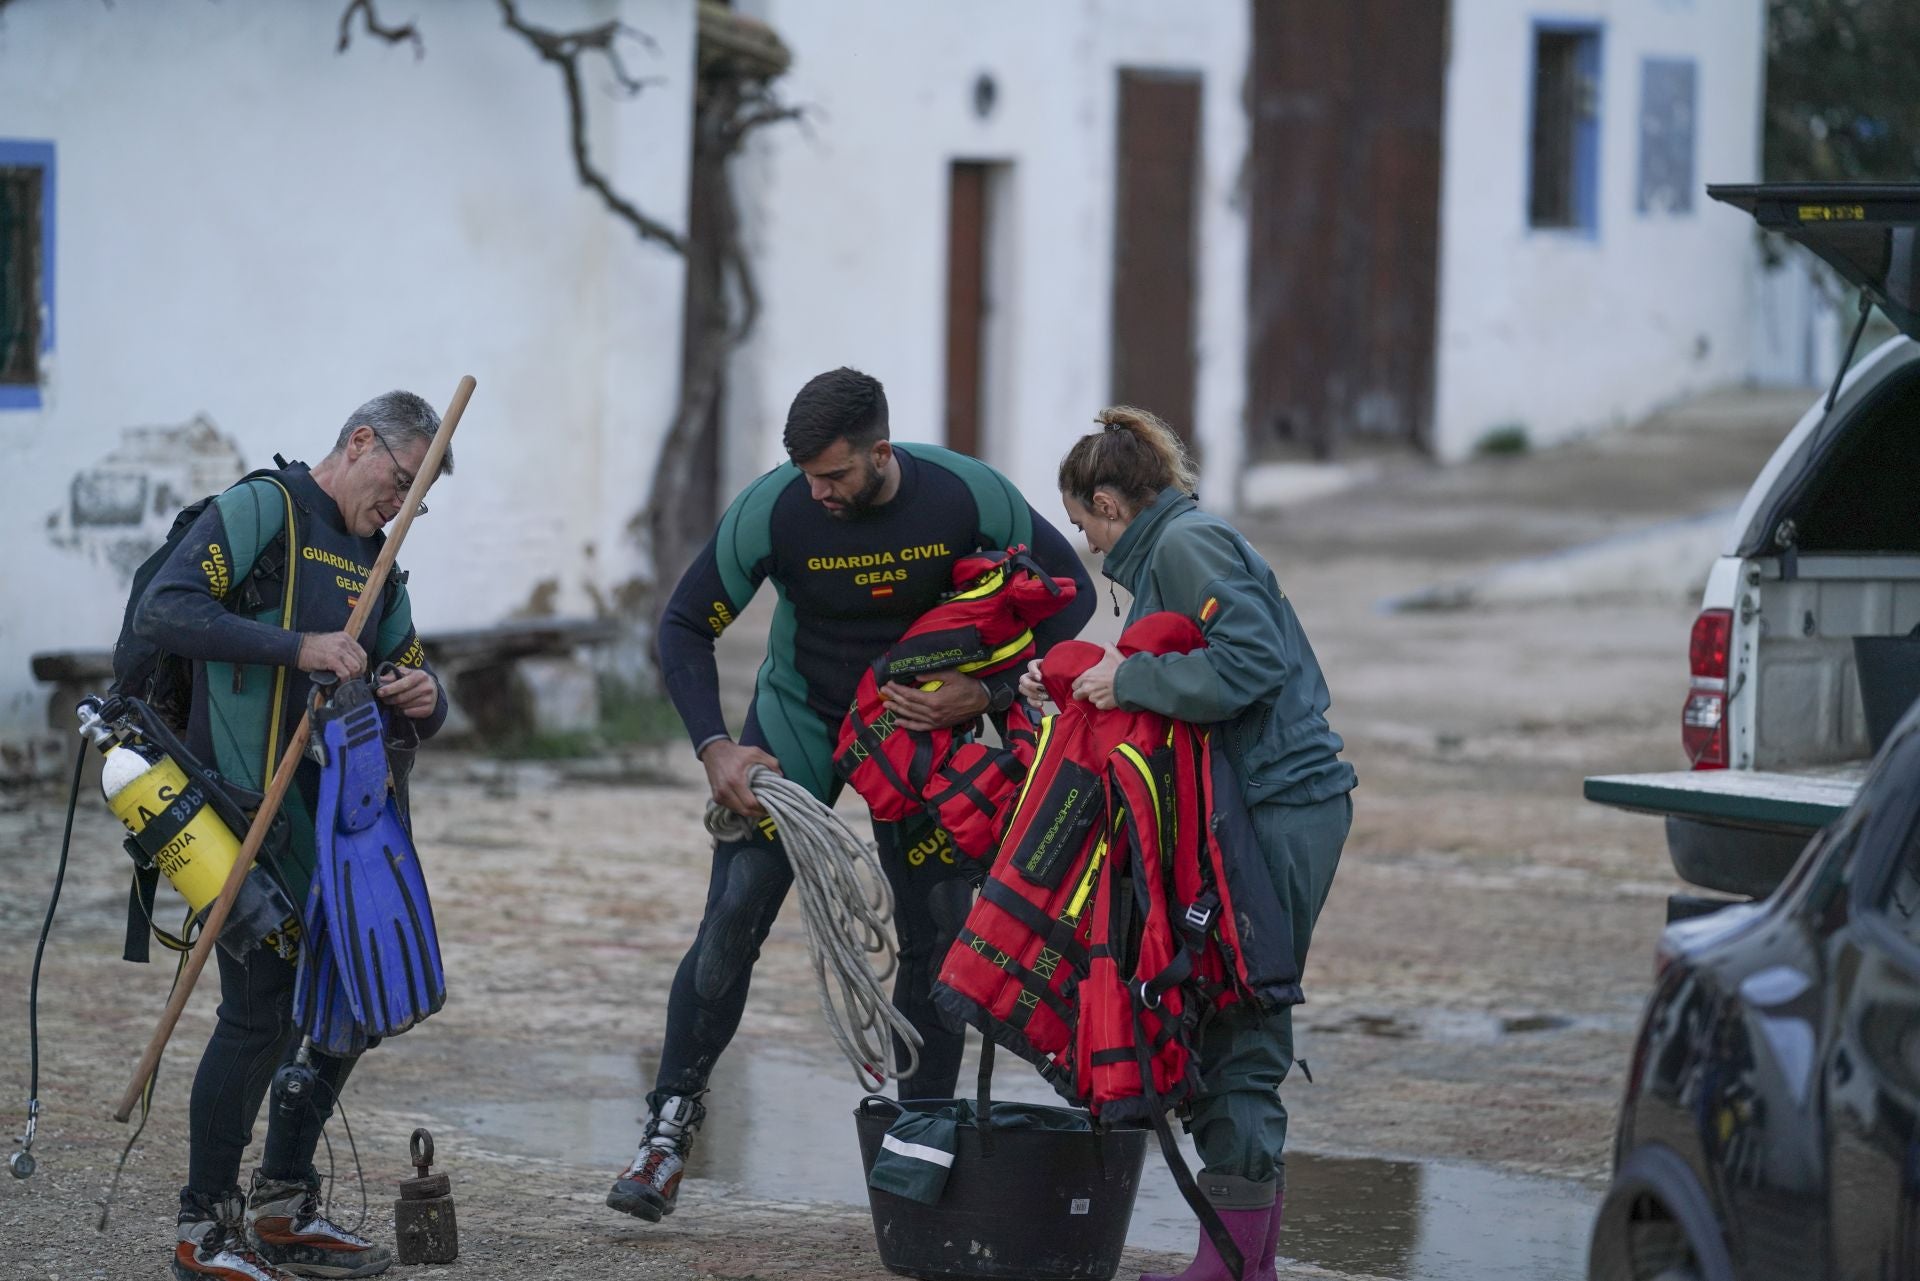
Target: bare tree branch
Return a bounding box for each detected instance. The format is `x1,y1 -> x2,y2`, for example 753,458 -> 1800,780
710,85 -> 803,344
336,0 -> 423,59
495,0 -> 683,254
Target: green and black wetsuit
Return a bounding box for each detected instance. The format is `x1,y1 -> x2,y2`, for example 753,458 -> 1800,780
134,460 -> 447,1210
654,443 -> 1094,1101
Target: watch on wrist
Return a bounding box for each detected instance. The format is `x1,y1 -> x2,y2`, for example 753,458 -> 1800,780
987,682 -> 1015,714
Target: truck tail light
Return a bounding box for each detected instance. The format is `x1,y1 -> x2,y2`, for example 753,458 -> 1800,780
1683,608 -> 1732,770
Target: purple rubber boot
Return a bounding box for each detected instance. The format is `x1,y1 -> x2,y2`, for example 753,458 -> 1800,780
1141,1175 -> 1279,1281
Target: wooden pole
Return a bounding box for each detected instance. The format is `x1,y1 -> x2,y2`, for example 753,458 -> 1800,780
113,375 -> 475,1122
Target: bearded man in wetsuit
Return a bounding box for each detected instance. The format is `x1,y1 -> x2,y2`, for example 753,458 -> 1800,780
607,366 -> 1094,1222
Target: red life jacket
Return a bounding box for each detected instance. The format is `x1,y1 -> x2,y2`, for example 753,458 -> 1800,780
932,612 -> 1304,1119
834,547 -> 1077,860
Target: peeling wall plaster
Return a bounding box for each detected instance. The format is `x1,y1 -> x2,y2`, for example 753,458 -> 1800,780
45,415 -> 249,585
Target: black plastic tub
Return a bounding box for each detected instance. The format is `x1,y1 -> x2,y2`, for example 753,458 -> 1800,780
853,1090 -> 1148,1281
1854,632 -> 1920,753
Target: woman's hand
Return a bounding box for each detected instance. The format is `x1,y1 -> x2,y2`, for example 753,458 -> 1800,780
1017,659 -> 1048,709
1069,648 -> 1123,710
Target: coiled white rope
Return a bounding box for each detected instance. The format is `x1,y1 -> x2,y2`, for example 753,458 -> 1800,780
704,766 -> 922,1090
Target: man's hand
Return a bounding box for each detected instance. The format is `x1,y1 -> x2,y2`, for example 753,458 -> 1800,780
298,631 -> 368,682
880,671 -> 991,732
376,665 -> 440,719
701,739 -> 782,819
1017,659 -> 1048,710
1069,647 -> 1124,710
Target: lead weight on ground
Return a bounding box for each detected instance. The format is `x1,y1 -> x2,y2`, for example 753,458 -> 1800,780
394,1127 -> 459,1264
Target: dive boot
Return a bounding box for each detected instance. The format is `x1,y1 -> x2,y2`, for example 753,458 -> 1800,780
173,1194 -> 297,1281
244,1171 -> 392,1279
608,1094 -> 705,1221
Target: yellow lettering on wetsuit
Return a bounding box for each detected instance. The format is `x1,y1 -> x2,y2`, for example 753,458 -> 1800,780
807,553 -> 896,571
805,543 -> 952,575
905,827 -> 957,867
707,600 -> 734,636
202,544 -> 231,598
302,547 -> 373,577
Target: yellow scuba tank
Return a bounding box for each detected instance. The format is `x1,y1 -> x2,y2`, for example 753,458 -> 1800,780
78,698 -> 300,961
98,739 -> 238,915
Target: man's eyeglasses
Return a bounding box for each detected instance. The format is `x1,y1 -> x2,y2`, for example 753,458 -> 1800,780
370,433 -> 429,518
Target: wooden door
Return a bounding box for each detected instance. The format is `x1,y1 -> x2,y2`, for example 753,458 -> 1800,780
945,162 -> 989,457
1247,1 -> 1446,457
1112,69 -> 1201,449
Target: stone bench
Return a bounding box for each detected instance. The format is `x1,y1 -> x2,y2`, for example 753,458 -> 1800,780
27,617 -> 624,745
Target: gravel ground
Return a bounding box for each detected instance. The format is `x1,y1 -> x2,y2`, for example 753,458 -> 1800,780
0,389 -> 1811,1280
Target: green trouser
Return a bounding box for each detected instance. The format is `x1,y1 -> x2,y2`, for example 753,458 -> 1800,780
1185,790 -> 1352,1185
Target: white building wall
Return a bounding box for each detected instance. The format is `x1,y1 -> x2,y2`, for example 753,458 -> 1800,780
727,1 -> 1250,519
0,0 -> 695,733
1431,0 -> 1766,460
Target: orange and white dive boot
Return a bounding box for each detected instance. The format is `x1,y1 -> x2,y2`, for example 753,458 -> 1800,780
244,1171 -> 392,1278
172,1193 -> 295,1281
608,1094 -> 706,1221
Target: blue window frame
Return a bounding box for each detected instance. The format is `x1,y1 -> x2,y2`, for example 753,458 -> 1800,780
0,139 -> 55,410
1528,21 -> 1602,236
1637,57 -> 1698,215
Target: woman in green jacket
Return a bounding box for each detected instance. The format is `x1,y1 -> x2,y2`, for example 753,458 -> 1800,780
1022,406 -> 1355,1281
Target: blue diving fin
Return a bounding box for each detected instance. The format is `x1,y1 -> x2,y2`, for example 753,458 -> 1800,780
293,894 -> 367,1058
294,674 -> 445,1052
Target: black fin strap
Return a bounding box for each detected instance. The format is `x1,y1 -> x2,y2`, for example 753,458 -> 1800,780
122,864 -> 157,964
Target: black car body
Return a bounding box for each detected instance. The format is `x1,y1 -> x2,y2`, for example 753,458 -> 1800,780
1590,700 -> 1920,1280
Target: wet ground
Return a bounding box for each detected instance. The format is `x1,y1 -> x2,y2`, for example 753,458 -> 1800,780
0,388 -> 1812,1279
453,1039 -> 1598,1280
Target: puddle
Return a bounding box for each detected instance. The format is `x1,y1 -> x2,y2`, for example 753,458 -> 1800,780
450,1040 -> 1595,1280
1314,1007 -> 1604,1045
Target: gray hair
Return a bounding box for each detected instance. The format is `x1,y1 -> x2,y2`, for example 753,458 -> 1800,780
331,389 -> 454,477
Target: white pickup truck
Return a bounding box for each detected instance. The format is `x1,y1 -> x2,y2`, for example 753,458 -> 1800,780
1586,183 -> 1920,903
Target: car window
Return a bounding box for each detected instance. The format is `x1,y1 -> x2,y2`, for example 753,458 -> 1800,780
1843,718 -> 1920,925
1803,820 -> 1858,931
1873,814 -> 1920,947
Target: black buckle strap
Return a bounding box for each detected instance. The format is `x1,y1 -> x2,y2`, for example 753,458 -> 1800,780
836,710 -> 920,808
1115,868 -> 1245,1280
979,878 -> 1090,974
955,928 -> 1076,1028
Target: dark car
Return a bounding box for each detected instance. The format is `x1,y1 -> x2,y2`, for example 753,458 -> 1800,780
1590,700 -> 1920,1280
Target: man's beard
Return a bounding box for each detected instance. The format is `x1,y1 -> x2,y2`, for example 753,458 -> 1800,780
829,459 -> 888,518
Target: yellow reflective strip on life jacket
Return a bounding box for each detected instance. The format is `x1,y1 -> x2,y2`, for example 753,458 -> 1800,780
1006,713 -> 1055,815
948,566 -> 1009,602
1065,835 -> 1108,923
1114,742 -> 1160,820
262,480 -> 299,780
957,629 -> 1033,674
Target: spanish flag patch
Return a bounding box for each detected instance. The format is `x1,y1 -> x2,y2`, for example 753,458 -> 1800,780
1199,596 -> 1220,624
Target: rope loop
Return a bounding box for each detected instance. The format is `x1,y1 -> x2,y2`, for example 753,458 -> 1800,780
704,766 -> 923,1088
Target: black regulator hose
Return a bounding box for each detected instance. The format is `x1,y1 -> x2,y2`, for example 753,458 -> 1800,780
11,740 -> 88,1179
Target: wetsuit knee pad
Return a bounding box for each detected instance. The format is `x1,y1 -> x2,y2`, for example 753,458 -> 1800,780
693,844 -> 790,1001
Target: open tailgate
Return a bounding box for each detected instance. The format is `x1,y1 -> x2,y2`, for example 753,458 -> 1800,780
1584,766 -> 1863,835
1708,183 -> 1920,338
